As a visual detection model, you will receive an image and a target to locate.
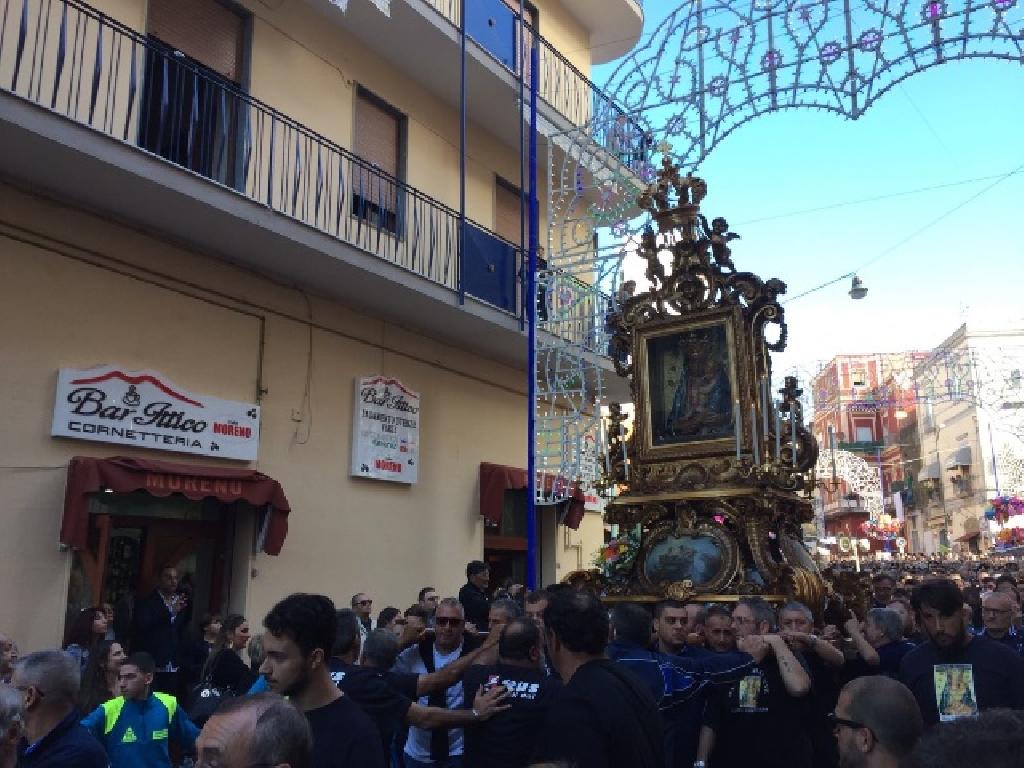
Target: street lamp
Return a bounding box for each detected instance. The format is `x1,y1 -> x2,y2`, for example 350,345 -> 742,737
849,275 -> 869,300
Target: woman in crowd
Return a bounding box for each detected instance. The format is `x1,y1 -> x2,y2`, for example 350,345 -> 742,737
78,639 -> 126,712
201,614 -> 255,694
63,606 -> 108,673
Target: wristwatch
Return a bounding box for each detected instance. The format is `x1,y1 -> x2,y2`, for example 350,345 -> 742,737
809,634 -> 819,648
694,761 -> 707,768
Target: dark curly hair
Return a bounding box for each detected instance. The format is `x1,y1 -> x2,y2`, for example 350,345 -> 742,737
263,594 -> 336,659
911,579 -> 963,617
542,589 -> 608,655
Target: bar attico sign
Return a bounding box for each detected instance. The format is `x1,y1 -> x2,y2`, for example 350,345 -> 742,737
52,366 -> 260,461
351,376 -> 420,484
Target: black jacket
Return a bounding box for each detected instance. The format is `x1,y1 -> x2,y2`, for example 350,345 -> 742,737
17,711 -> 107,768
132,590 -> 187,668
457,582 -> 491,630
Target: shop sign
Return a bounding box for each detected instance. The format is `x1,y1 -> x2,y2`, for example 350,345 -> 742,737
52,366 -> 260,461
351,376 -> 420,484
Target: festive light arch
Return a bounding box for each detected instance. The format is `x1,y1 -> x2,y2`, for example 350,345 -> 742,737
815,448 -> 883,518
604,0 -> 1024,168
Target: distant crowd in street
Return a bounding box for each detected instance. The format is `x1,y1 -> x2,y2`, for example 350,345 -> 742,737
3,556 -> 1024,768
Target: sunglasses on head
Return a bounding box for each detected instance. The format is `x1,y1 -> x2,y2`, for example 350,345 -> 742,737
435,616 -> 464,627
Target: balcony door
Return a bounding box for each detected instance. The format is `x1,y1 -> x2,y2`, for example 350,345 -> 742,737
140,0 -> 248,188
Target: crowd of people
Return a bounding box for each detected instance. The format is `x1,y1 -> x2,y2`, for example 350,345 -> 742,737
3,557 -> 1024,768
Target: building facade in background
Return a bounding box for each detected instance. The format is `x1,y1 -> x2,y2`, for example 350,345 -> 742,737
908,324 -> 1024,556
811,353 -> 925,551
0,0 -> 644,651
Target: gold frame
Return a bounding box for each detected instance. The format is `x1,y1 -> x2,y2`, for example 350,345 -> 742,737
638,518 -> 740,596
632,307 -> 749,463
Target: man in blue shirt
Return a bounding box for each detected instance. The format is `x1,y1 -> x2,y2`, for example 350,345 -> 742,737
81,651 -> 199,768
12,650 -> 106,768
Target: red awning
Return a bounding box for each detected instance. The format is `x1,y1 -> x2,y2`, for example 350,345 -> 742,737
479,462 -> 585,530
62,456 -> 291,555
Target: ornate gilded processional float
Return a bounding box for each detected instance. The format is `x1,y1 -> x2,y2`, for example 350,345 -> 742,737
571,157 -> 827,613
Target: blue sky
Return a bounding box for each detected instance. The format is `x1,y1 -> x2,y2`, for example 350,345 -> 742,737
594,8 -> 1024,382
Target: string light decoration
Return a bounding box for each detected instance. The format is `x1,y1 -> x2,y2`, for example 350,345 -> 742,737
602,0 -> 1024,170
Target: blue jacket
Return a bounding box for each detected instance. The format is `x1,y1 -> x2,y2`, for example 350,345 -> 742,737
81,691 -> 199,768
607,641 -> 757,768
17,711 -> 107,768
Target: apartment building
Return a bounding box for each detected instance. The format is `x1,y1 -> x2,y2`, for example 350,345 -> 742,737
0,0 -> 644,649
810,353 -> 926,550
908,324 -> 1024,555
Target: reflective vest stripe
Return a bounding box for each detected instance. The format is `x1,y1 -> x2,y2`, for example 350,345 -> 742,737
102,698 -> 126,735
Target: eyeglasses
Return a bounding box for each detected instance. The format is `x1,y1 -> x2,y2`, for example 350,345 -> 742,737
357,600 -> 372,606
828,712 -> 869,731
435,617 -> 464,627
982,607 -> 1011,615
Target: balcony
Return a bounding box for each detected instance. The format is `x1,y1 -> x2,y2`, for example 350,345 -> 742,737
0,0 -> 625,395
322,0 -> 648,176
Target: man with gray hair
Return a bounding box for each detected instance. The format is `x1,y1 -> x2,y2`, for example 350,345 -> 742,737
832,676 -> 922,768
1,684 -> 23,768
394,597 -> 488,768
845,608 -> 915,679
487,599 -> 522,636
10,650 -> 106,768
196,692 -> 313,768
697,597 -> 813,768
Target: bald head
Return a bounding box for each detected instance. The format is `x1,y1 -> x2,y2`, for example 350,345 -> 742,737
837,676 -> 922,763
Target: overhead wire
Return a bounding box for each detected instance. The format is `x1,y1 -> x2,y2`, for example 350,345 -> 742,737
782,161 -> 1024,304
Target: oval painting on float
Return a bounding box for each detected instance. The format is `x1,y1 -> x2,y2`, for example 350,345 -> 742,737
645,534 -> 724,586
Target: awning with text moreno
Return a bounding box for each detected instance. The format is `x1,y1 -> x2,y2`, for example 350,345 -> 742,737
479,462 -> 585,530
62,456 -> 291,554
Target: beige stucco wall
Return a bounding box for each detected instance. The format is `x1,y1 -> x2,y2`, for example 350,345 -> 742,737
0,183 -> 603,652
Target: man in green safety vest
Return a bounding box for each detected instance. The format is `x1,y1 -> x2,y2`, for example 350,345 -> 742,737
81,652 -> 199,768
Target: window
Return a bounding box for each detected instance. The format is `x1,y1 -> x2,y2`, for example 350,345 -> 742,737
850,367 -> 867,388
1010,369 -> 1022,390
141,0 -> 247,187
855,425 -> 874,442
352,88 -> 405,234
495,177 -> 524,246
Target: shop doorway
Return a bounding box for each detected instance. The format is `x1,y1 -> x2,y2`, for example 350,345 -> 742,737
484,489 -> 534,593
66,492 -> 240,649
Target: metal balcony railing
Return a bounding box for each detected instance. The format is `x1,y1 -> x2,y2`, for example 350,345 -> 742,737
0,0 -> 539,316
0,0 -> 615,350
424,0 -> 648,170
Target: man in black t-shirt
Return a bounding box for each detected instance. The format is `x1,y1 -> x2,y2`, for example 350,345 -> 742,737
259,593 -> 385,768
462,618 -> 561,768
328,613 -> 508,756
698,598 -> 814,768
899,579 -> 1024,725
458,561 -> 491,632
534,590 -> 664,768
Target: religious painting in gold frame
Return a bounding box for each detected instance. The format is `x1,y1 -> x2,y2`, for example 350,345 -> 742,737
638,518 -> 740,596
633,308 -> 746,462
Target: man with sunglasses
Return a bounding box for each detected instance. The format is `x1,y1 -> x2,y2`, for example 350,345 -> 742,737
393,598 -> 485,768
830,676 -> 922,768
351,594 -> 375,650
